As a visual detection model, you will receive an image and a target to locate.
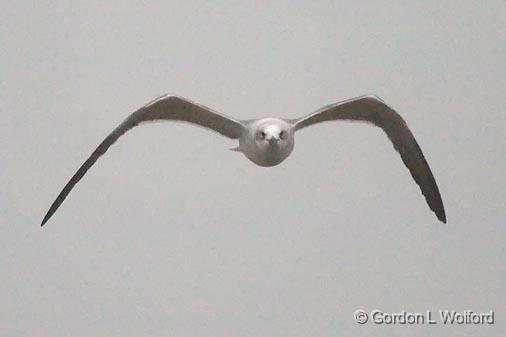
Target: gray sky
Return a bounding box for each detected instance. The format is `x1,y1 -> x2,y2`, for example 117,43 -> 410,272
2,1 -> 505,336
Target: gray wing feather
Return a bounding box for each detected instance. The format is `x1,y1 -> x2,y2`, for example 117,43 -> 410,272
41,94 -> 245,226
294,95 -> 446,223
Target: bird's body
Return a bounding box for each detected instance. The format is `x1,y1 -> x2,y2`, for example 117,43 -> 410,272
41,94 -> 447,226
239,118 -> 294,167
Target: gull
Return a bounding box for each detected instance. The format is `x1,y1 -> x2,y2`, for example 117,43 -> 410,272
41,94 -> 446,226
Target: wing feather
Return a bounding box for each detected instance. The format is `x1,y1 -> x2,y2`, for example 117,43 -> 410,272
41,94 -> 245,226
294,95 -> 446,223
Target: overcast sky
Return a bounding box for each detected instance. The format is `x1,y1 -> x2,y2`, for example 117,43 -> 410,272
2,1 -> 505,336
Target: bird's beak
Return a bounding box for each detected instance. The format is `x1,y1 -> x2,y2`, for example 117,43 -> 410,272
268,137 -> 279,145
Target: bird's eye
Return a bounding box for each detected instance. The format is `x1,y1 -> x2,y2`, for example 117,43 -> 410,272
279,130 -> 286,139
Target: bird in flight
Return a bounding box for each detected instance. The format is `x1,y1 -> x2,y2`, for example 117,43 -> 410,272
41,94 -> 446,226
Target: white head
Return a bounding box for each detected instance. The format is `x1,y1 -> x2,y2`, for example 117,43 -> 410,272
239,118 -> 295,167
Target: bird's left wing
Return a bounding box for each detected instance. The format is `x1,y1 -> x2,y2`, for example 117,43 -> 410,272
41,94 -> 245,226
293,95 -> 446,223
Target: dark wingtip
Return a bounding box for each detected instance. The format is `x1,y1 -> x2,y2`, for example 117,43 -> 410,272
436,208 -> 447,224
40,210 -> 52,227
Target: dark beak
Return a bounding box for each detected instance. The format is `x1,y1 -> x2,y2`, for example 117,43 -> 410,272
268,137 -> 279,145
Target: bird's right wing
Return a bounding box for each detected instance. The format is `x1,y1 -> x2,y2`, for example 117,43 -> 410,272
41,94 -> 245,226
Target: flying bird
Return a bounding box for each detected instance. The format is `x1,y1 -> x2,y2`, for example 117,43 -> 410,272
41,94 -> 446,226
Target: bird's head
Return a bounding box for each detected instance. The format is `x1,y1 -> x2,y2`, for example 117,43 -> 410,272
254,122 -> 292,149
237,118 -> 295,167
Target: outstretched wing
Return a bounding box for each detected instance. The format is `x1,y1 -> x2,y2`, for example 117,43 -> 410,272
41,94 -> 245,226
294,95 -> 446,223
